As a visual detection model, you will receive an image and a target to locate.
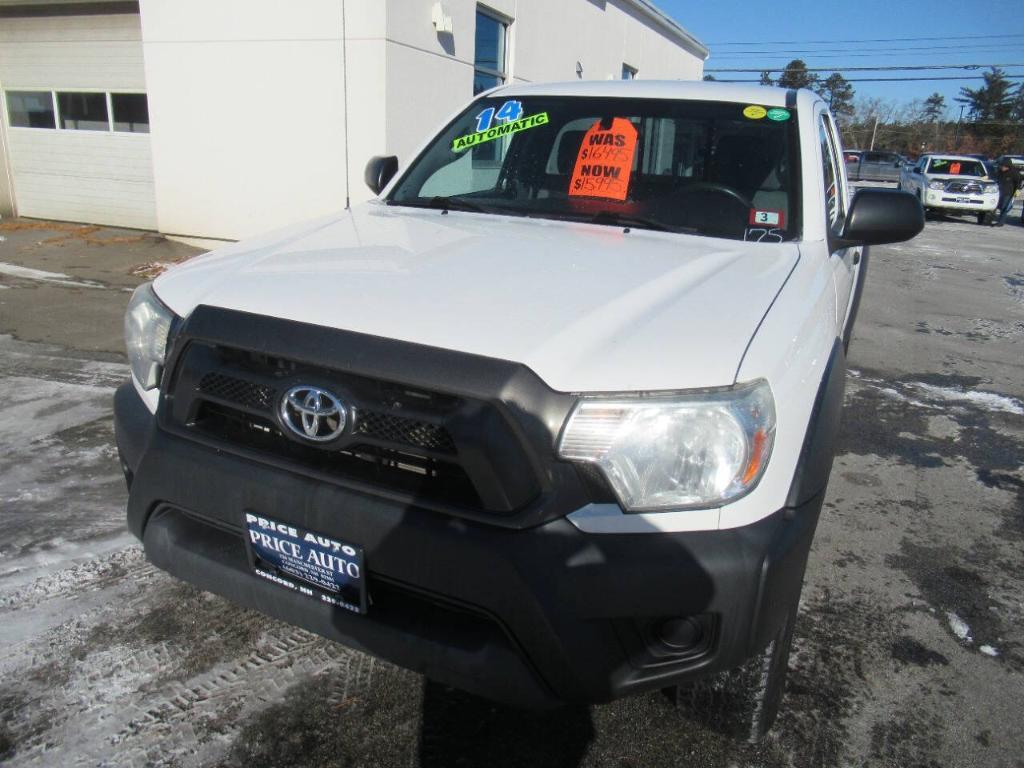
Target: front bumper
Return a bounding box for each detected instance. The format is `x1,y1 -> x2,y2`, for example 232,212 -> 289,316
924,189 -> 998,212
115,382 -> 822,708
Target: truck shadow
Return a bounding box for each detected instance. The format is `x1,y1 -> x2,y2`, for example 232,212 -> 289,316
418,681 -> 594,767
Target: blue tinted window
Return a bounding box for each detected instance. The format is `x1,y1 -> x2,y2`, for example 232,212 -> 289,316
473,8 -> 506,94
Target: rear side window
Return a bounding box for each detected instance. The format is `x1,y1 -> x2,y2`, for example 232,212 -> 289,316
818,116 -> 844,231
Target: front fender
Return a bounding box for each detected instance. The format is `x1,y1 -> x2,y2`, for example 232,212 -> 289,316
720,245 -> 839,530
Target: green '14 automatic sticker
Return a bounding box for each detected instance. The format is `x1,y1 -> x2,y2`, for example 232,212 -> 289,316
766,108 -> 790,122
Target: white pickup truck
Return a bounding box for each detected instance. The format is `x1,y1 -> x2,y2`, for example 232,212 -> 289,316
899,153 -> 999,223
115,81 -> 922,742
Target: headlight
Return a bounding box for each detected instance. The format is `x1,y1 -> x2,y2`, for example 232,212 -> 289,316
558,380 -> 775,511
928,180 -> 946,190
124,282 -> 176,390
983,182 -> 999,193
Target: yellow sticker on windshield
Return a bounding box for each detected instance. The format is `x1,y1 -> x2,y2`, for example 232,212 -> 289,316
451,112 -> 550,153
743,105 -> 767,119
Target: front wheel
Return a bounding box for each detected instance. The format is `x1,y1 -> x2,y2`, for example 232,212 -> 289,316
674,607 -> 797,744
977,212 -> 989,225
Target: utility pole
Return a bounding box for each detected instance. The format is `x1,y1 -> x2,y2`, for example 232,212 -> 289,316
869,115 -> 880,150
953,104 -> 966,150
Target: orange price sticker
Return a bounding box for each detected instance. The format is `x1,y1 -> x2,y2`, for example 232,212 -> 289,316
950,162 -> 961,175
568,117 -> 638,201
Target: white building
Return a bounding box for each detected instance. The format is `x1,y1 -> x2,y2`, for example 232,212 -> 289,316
0,0 -> 706,241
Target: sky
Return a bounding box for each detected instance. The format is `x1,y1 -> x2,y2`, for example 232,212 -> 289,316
657,0 -> 1024,116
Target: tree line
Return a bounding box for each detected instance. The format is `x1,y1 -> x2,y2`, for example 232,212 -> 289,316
705,62 -> 1024,157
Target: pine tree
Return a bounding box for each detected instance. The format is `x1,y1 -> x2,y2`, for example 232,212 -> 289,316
956,67 -> 1014,121
776,60 -> 818,90
816,73 -> 855,117
923,93 -> 946,121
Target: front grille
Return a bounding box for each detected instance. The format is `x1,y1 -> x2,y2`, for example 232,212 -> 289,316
197,370 -> 456,454
200,372 -> 274,411
946,181 -> 982,194
192,402 -> 480,508
165,335 -> 546,517
355,410 -> 455,453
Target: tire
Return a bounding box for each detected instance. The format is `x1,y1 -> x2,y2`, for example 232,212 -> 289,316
674,607 -> 797,744
977,212 -> 988,225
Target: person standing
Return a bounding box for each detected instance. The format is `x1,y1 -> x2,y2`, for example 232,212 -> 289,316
993,160 -> 1022,226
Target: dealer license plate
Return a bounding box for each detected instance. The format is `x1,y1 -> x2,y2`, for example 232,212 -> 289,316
956,196 -> 971,203
244,512 -> 367,614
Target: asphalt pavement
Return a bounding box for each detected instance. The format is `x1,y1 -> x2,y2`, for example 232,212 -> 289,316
0,212 -> 1022,767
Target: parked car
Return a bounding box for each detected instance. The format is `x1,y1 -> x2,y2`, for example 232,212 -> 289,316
995,155 -> 1024,179
114,81 -> 923,743
846,150 -> 904,182
899,154 -> 999,223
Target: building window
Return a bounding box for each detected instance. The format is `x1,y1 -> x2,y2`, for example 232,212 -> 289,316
112,93 -> 149,133
622,64 -> 638,80
473,7 -> 507,95
6,90 -> 150,133
6,91 -> 56,129
57,92 -> 108,131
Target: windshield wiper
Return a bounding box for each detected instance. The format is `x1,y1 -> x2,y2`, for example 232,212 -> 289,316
588,211 -> 693,234
424,196 -> 492,214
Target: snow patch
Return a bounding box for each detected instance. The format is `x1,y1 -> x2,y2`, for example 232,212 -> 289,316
0,261 -> 104,289
913,383 -> 1024,415
0,376 -> 113,443
947,612 -> 973,643
980,645 -> 999,657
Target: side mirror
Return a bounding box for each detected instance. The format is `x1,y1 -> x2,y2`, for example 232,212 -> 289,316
835,189 -> 924,247
364,155 -> 399,195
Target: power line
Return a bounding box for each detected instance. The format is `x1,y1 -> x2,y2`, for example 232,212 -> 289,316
708,33 -> 1024,46
706,64 -> 1024,73
711,44 -> 1024,56
714,75 -> 1024,83
711,49 -> 1024,61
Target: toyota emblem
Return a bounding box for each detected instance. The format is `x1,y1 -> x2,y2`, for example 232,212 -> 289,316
279,385 -> 347,442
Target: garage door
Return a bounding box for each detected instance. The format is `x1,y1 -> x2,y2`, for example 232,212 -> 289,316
0,9 -> 157,230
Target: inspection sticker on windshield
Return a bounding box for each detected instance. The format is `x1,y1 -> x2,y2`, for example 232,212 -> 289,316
750,209 -> 784,227
451,111 -> 550,152
743,105 -> 767,119
569,117 -> 638,201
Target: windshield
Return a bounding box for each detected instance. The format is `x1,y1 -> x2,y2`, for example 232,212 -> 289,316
927,158 -> 986,177
388,96 -> 800,242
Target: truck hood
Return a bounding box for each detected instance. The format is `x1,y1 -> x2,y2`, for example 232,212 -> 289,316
154,204 -> 799,392
925,174 -> 991,183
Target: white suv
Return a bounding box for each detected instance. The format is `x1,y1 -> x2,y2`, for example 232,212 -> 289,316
899,153 -> 999,223
115,81 -> 922,742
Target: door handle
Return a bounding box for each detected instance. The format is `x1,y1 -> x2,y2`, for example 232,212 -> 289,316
852,250 -> 861,265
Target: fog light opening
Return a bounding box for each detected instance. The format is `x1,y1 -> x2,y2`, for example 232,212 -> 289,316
655,617 -> 704,652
